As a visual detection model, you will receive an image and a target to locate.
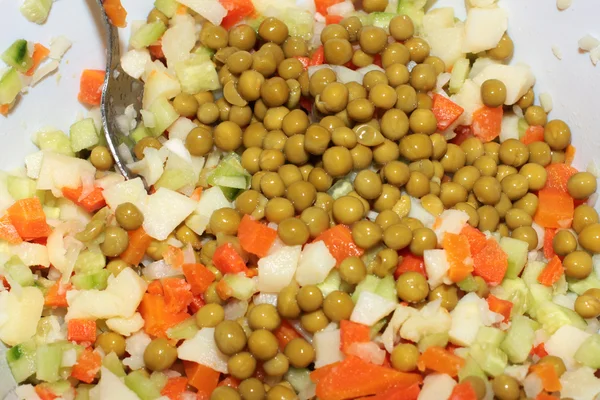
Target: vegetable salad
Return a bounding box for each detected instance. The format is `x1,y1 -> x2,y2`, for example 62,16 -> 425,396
1,0 -> 600,399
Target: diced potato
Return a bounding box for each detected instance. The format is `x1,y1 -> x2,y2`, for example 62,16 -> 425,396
295,241 -> 336,286
472,64 -> 536,105
102,177 -> 148,210
142,187 -> 197,240
161,14 -> 196,68
106,313 -> 145,337
426,25 -> 466,71
90,367 -> 140,400
142,69 -> 181,110
177,328 -> 229,373
419,373 -> 457,400
422,8 -> 455,33
462,7 -> 508,54
257,245 -> 302,293
0,287 -> 44,346
350,291 -> 396,326
314,329 -> 343,368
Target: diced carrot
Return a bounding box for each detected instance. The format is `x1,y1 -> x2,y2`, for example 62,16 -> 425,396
314,0 -> 344,15
535,393 -> 559,400
300,96 -> 313,113
161,377 -> 188,400
190,187 -> 203,201
62,186 -> 106,213
188,295 -> 205,314
534,188 -> 574,229
148,42 -> 164,59
545,163 -> 578,193
162,277 -> 193,313
531,343 -> 548,358
340,320 -> 371,355
6,197 -> 52,240
273,320 -> 301,351
530,363 -> 562,392
176,4 -> 188,14
565,145 -> 576,165
443,233 -> 474,282
356,383 -> 421,400
417,346 -> 465,377
184,361 -> 220,395
147,280 -> 164,296
218,376 -> 241,388
394,252 -> 427,279
311,361 -> 341,384
0,214 -> 22,244
450,125 -> 474,146
448,382 -> 477,400
487,294 -> 513,322
220,0 -> 256,29
182,263 -> 215,295
67,319 -> 97,344
543,228 -> 556,260
471,106 -> 503,142
326,14 -> 344,24
213,243 -> 248,274
120,227 -> 153,266
315,356 -> 423,400
537,255 -> 564,287
310,46 -> 325,66
0,104 -> 9,116
139,293 -> 190,338
460,225 -> 487,256
294,56 -> 311,69
103,0 -> 127,28
71,348 -> 102,383
34,384 -> 58,400
78,69 -> 105,106
432,94 -> 465,131
373,54 -> 382,68
25,43 -> 50,77
472,238 -> 508,286
44,281 -> 71,308
315,224 -> 364,265
521,125 -> 545,145
216,278 -> 233,300
163,245 -> 184,269
237,214 -> 278,257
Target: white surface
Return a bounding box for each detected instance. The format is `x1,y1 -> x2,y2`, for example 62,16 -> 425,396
0,0 -> 598,173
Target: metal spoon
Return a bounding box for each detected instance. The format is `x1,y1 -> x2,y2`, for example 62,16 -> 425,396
95,0 -> 143,180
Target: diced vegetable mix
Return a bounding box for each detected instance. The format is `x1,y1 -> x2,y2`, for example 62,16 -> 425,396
2,0 -> 600,399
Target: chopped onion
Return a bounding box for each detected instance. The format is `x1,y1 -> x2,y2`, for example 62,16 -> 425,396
531,222 -> 544,251
143,260 -> 183,279
177,0 -> 226,25
49,36 -> 72,60
140,109 -> 155,128
332,65 -> 362,84
327,0 -> 354,17
307,64 -> 332,78
587,193 -> 598,207
347,342 -> 386,365
523,373 -> 543,398
436,72 -> 452,90
118,143 -> 135,165
31,60 -> 59,86
166,236 -> 183,247
312,21 -> 326,47
164,138 -> 193,164
289,320 -> 313,343
182,244 -> 196,264
356,65 -> 386,75
116,104 -> 137,135
552,45 -> 563,60
556,0 -> 572,10
539,92 -> 553,112
253,293 -> 278,307
512,105 -> 524,118
579,35 -> 600,52
224,299 -> 248,320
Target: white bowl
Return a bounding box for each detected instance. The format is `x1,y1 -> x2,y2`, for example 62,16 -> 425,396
0,0 -> 598,173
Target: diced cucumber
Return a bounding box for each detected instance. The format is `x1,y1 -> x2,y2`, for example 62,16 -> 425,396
175,58 -> 220,94
352,275 -> 380,303
44,206 -> 61,219
192,46 -> 215,60
74,385 -> 93,400
568,271 -> 600,295
500,237 -> 529,279
130,21 -> 167,50
7,340 -> 37,383
418,332 -> 449,352
500,278 -> 529,316
517,118 -> 529,138
130,123 -> 150,143
370,317 -> 388,338
210,175 -> 248,189
20,0 -> 52,24
150,97 -> 179,137
458,356 -> 487,382
45,380 -> 74,395
207,152 -> 251,200
7,175 -> 36,200
74,250 -> 106,274
500,315 -> 535,363
457,274 -> 478,292
470,343 -> 507,377
535,301 -> 587,334
397,0 -> 426,28
103,351 -> 126,378
317,270 -> 342,297
368,12 -> 396,33
36,343 -> 62,382
70,118 -> 99,152
574,334 -> 600,369
154,168 -> 196,191
2,40 -> 32,73
449,58 -> 470,94
475,326 -> 506,348
124,369 -> 162,400
376,274 -> 398,303
222,273 -> 256,301
150,371 -> 168,392
526,283 -> 552,319
327,178 -> 354,200
219,186 -> 243,201
154,0 -> 178,17
285,368 -> 312,393
33,130 -> 75,156
6,262 -> 35,286
167,318 -> 199,340
0,68 -> 22,105
521,260 -> 546,286
71,269 -> 111,290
